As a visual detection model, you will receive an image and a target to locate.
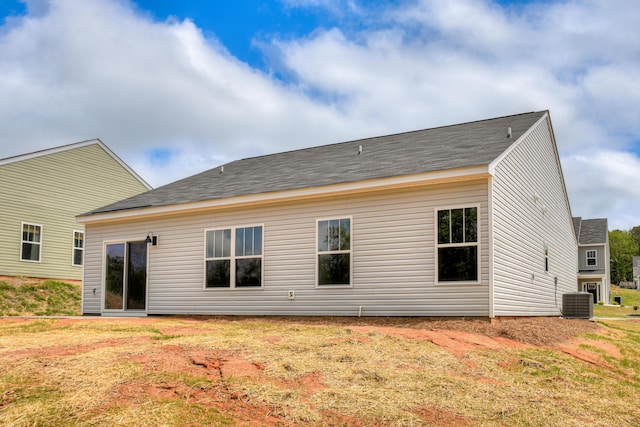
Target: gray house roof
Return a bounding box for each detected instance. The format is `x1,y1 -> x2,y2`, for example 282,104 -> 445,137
573,217 -> 608,245
84,111 -> 547,216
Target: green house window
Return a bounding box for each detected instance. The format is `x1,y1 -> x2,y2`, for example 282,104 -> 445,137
73,231 -> 84,266
20,223 -> 42,262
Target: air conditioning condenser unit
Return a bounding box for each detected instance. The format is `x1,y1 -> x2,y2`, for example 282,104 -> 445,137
562,292 -> 593,319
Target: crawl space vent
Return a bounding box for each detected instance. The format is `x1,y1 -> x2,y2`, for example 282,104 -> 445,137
562,292 -> 593,319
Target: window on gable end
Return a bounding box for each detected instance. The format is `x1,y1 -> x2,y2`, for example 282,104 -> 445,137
544,243 -> 549,272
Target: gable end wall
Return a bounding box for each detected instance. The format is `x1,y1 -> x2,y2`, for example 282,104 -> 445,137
0,144 -> 149,280
491,117 -> 577,316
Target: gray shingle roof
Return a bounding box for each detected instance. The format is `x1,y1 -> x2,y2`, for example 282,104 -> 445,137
573,217 -> 608,245
85,111 -> 547,215
572,217 -> 582,241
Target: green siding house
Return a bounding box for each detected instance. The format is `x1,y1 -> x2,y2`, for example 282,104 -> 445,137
0,139 -> 151,281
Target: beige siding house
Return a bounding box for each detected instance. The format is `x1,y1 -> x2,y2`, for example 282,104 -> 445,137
573,217 -> 610,303
0,140 -> 151,280
78,111 -> 578,317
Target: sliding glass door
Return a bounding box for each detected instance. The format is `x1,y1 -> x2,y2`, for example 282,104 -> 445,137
104,241 -> 147,311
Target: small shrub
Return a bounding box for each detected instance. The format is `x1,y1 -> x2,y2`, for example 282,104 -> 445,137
598,301 -> 604,305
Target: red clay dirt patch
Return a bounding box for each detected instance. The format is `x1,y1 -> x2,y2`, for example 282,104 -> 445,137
413,404 -> 473,427
556,338 -> 623,368
220,315 -> 603,346
110,380 -> 285,427
0,337 -> 152,359
0,316 -> 612,426
352,318 -> 620,367
273,371 -> 327,399
351,326 -> 533,356
130,345 -> 264,381
119,345 -> 285,426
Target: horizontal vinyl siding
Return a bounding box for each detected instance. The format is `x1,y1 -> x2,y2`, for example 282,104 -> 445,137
491,117 -> 577,316
578,245 -> 605,271
0,144 -> 149,280
83,181 -> 490,316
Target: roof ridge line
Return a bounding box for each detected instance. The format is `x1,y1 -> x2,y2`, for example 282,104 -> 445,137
228,110 -> 544,165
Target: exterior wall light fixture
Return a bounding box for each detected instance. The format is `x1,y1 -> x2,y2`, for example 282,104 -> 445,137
145,231 -> 158,246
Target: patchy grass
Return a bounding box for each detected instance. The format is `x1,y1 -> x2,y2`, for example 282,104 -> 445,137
610,285 -> 640,305
595,286 -> 640,318
595,305 -> 640,318
0,316 -> 638,426
0,277 -> 81,316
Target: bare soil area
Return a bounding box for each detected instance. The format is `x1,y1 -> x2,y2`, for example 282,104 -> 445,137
0,315 -> 633,426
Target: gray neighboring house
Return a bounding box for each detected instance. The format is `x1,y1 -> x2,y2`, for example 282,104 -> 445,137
77,110 -> 578,317
573,217 -> 610,303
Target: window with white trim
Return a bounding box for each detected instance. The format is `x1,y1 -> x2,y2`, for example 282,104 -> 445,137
436,207 -> 478,282
586,249 -> 597,267
317,218 -> 351,286
20,223 -> 42,262
205,226 -> 263,288
544,243 -> 549,272
73,231 -> 84,266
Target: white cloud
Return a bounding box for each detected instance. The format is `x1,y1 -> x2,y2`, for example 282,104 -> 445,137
563,150 -> 640,230
0,0 -> 357,185
0,0 -> 639,228
271,0 -> 640,227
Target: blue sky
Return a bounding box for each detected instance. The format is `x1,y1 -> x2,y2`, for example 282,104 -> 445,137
1,0 -> 639,229
133,0 -> 334,70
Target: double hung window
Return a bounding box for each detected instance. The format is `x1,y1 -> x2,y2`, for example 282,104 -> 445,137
317,218 -> 351,286
205,226 -> 263,288
436,207 -> 478,282
73,231 -> 84,266
586,250 -> 597,267
20,223 -> 42,262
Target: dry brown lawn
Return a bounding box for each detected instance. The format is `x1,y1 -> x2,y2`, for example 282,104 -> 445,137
0,315 -> 638,426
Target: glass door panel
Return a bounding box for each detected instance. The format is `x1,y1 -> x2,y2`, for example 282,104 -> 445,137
104,241 -> 147,311
104,243 -> 125,310
126,241 -> 147,310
